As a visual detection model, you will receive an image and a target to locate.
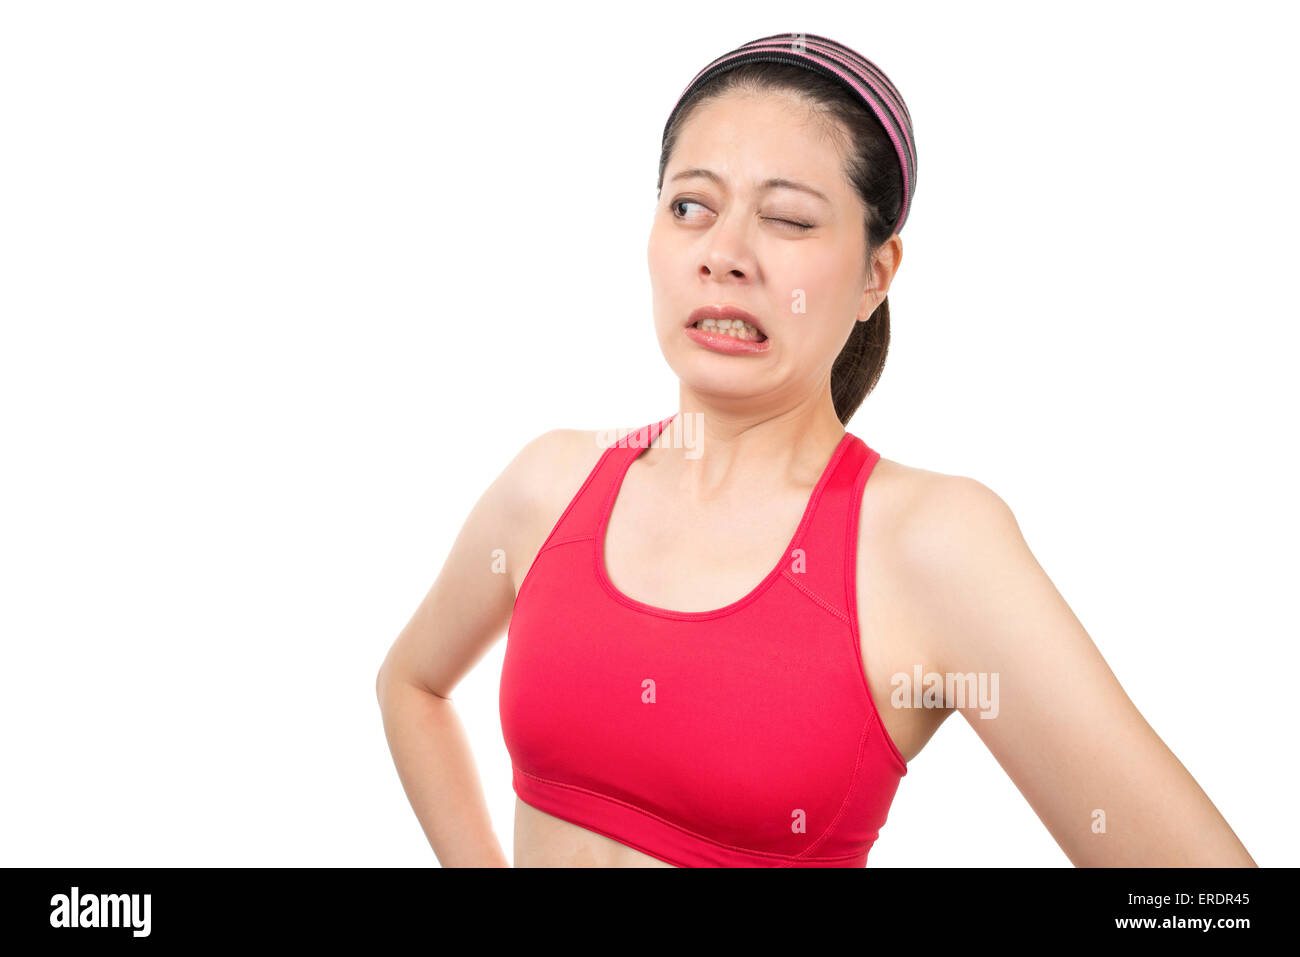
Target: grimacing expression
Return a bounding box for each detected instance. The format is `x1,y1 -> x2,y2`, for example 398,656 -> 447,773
648,88 -> 884,402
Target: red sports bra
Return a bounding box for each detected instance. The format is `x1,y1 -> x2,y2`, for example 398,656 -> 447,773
499,412 -> 908,867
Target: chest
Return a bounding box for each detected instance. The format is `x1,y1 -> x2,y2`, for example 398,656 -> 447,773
601,480 -> 815,614
500,433 -> 915,864
595,457 -> 937,768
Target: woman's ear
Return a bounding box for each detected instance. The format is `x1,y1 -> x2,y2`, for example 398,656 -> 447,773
859,234 -> 902,320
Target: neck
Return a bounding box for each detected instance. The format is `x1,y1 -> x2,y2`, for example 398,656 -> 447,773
648,390 -> 849,497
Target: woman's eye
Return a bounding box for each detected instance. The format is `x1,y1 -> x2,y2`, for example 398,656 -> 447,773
768,217 -> 814,231
671,200 -> 710,221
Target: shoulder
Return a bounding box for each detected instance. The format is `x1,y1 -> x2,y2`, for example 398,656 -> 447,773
861,457 -> 1024,570
507,426 -> 605,476
500,426 -> 609,518
857,455 -> 1040,667
495,426 -> 617,581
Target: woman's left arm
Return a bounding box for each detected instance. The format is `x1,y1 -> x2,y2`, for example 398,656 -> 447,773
901,475 -> 1257,867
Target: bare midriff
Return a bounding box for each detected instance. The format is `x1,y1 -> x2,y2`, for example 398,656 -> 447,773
512,797 -> 677,868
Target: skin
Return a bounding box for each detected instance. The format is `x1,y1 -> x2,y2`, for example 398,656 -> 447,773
376,88 -> 1257,867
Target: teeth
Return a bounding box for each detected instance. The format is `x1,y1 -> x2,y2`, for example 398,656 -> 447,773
695,317 -> 764,340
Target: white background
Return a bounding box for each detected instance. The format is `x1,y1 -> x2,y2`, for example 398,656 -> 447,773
2,1 -> 1295,866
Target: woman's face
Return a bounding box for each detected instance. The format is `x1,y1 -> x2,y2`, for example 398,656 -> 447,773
648,88 -> 895,409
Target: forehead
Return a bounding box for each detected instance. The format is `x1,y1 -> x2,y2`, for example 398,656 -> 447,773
667,89 -> 849,192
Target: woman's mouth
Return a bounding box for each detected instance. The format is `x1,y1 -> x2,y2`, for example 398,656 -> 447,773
684,318 -> 772,355
690,317 -> 767,342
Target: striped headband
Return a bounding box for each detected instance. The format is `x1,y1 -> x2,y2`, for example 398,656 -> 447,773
662,32 -> 917,234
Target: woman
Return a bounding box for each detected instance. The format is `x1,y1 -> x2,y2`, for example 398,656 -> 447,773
375,32 -> 1256,867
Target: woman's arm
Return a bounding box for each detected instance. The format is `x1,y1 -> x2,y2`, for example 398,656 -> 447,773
894,474 -> 1256,866
374,429 -> 572,867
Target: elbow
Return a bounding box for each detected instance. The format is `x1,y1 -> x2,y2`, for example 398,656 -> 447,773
375,660 -> 451,703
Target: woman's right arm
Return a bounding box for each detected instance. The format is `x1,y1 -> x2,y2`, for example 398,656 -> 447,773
374,428 -> 586,867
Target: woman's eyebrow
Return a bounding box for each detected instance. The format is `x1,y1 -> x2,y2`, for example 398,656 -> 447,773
668,167 -> 830,204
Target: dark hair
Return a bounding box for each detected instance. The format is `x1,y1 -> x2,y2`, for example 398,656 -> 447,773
656,62 -> 904,425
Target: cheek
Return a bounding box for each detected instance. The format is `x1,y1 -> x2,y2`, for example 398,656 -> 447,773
771,268 -> 860,361
646,233 -> 680,331
646,223 -> 675,281
772,260 -> 837,324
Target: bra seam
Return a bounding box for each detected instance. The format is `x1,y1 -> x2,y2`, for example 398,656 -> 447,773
512,439 -> 622,612
539,534 -> 595,556
779,569 -> 850,623
513,766 -> 867,864
778,710 -> 878,866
